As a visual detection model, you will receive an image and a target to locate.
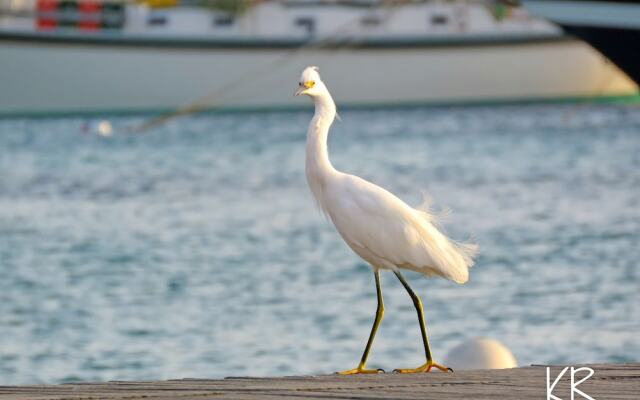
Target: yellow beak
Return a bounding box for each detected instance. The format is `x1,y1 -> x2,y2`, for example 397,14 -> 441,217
294,80 -> 315,96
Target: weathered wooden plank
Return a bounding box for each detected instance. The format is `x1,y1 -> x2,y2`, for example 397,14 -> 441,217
0,364 -> 637,400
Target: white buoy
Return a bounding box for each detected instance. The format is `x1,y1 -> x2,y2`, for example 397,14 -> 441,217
444,338 -> 517,370
97,120 -> 113,137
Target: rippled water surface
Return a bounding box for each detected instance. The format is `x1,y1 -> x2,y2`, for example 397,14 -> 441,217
1,104 -> 639,384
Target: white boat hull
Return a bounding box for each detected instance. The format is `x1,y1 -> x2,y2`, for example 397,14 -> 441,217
0,35 -> 637,115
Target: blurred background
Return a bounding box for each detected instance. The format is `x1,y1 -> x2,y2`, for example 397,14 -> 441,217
0,0 -> 639,384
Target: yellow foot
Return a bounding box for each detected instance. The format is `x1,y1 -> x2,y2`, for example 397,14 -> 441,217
394,361 -> 453,373
337,366 -> 385,375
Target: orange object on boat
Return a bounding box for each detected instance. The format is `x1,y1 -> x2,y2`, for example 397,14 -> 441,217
36,0 -> 59,30
78,0 -> 102,31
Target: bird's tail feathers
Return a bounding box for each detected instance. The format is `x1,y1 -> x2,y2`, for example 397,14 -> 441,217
417,191 -> 434,216
452,240 -> 479,268
416,191 -> 451,227
412,202 -> 478,284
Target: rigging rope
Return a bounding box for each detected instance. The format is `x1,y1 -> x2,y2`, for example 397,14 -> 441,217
128,0 -> 402,133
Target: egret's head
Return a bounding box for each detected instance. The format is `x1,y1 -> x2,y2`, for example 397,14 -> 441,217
295,66 -> 323,97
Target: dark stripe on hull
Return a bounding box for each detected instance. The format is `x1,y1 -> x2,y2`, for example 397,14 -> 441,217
0,30 -> 571,50
562,25 -> 640,84
530,0 -> 640,4
3,93 -> 640,119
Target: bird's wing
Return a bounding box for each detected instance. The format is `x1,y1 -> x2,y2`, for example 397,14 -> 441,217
326,174 -> 474,283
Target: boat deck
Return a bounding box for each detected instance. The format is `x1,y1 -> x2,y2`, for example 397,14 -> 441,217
0,363 -> 637,399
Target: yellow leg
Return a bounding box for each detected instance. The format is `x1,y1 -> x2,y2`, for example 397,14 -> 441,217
337,270 -> 385,375
393,271 -> 453,374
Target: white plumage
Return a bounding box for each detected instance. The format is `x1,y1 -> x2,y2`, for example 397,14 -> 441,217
297,66 -> 477,284
295,65 -> 477,374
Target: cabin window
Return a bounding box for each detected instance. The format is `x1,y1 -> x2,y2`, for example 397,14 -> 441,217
58,1 -> 77,27
214,14 -> 234,27
431,14 -> 449,25
148,12 -> 168,26
101,2 -> 125,29
295,17 -> 315,35
361,15 -> 381,27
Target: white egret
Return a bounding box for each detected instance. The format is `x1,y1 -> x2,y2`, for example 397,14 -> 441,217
295,66 -> 477,374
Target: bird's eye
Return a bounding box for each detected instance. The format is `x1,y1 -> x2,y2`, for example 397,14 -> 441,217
298,82 -> 303,86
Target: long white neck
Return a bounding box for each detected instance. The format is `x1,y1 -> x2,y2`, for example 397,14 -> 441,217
305,89 -> 338,209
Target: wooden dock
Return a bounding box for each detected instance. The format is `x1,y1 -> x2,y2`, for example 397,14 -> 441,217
1,363 -> 637,399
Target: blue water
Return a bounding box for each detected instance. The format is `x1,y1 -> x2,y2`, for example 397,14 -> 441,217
0,104 -> 638,385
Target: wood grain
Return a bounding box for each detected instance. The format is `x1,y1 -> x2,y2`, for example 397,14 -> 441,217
0,363 -> 637,399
